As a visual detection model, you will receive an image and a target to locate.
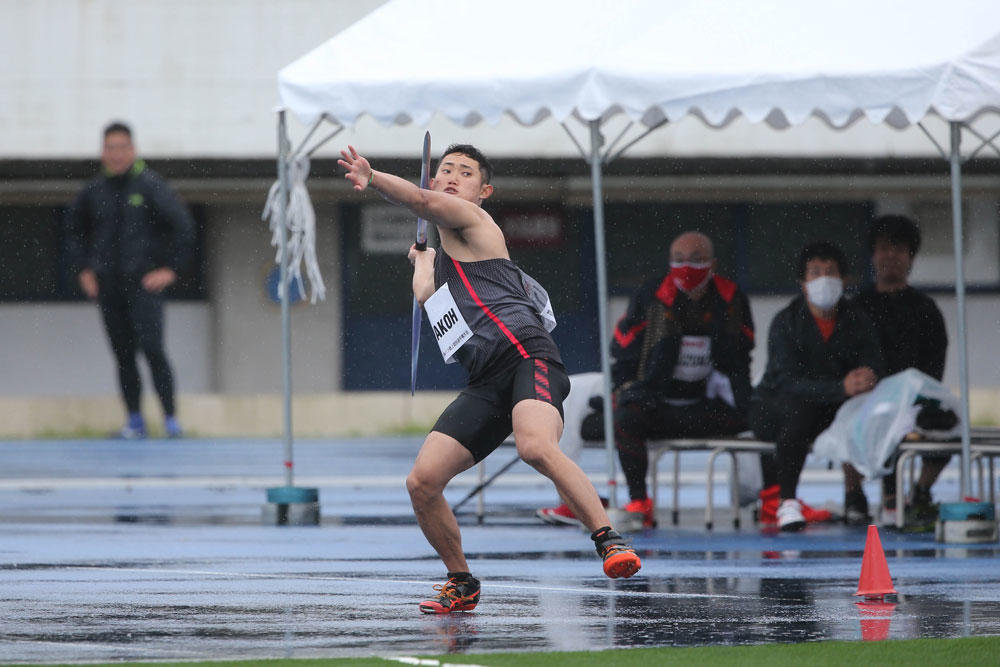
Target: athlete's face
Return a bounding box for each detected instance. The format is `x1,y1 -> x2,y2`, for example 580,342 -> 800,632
432,153 -> 493,204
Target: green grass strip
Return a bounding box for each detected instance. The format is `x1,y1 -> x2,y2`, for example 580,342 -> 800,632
27,635 -> 1000,667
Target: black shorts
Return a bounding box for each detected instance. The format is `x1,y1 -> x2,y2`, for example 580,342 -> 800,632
431,357 -> 571,463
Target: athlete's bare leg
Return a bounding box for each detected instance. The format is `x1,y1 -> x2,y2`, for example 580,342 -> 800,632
406,431 -> 477,573
513,398 -> 612,531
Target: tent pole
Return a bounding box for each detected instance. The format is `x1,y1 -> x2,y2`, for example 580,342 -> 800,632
589,120 -> 618,509
277,109 -> 295,488
948,121 -> 972,498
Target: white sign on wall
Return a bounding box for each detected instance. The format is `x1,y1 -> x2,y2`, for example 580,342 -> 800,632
361,204 -> 436,254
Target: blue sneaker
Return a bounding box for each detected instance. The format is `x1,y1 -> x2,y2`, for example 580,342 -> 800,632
111,413 -> 147,440
112,424 -> 147,440
164,416 -> 183,439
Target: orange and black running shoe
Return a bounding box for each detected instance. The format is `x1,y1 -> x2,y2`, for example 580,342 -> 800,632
591,526 -> 642,579
418,574 -> 481,614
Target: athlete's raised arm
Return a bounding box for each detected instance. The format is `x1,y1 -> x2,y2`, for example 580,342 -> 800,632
339,145 -> 491,233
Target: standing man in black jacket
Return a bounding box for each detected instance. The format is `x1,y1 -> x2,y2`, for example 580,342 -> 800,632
751,241 -> 885,531
65,122 -> 196,439
854,215 -> 949,525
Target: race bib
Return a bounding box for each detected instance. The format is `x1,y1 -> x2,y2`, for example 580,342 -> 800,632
672,335 -> 713,382
424,282 -> 473,364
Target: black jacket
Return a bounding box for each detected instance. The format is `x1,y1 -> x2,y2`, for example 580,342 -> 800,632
611,273 -> 755,412
65,160 -> 196,278
853,286 -> 947,380
754,294 -> 885,405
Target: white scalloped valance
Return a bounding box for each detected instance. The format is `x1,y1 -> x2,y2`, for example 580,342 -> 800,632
279,0 -> 1000,132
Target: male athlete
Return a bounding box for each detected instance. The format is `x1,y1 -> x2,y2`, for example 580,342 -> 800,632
339,143 -> 640,614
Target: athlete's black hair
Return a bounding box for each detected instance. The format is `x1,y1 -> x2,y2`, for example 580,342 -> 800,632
797,241 -> 848,280
868,214 -> 921,257
440,144 -> 493,184
103,121 -> 133,139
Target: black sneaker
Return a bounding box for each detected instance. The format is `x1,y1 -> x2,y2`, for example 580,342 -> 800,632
844,490 -> 871,526
419,574 -> 480,614
903,485 -> 938,531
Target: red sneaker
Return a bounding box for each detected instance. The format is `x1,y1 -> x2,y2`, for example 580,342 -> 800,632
536,503 -> 581,526
623,497 -> 656,528
759,498 -> 778,524
758,486 -> 831,524
759,485 -> 780,524
800,500 -> 833,523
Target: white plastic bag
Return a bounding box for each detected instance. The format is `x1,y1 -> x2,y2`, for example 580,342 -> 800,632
813,368 -> 962,479
558,372 -> 604,461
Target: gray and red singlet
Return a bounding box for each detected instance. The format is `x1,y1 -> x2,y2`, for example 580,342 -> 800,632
431,247 -> 562,383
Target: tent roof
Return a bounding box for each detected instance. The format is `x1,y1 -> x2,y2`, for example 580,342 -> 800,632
278,0 -> 1000,131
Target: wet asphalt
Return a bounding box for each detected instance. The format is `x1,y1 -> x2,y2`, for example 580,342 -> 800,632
1,438 -> 999,663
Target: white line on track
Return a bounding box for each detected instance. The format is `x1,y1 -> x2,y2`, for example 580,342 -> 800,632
384,657 -> 488,667
384,658 -> 488,667
62,565 -> 740,599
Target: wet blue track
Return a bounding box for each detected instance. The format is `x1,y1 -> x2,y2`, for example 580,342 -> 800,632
2,438 -> 999,663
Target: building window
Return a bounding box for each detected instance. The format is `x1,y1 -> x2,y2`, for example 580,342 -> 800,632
0,204 -> 208,302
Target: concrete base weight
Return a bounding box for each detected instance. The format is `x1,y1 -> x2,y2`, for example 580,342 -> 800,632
262,486 -> 320,526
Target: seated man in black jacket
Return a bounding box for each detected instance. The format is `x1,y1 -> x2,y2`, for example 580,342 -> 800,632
538,232 -> 754,528
854,215 -> 949,526
751,241 -> 885,531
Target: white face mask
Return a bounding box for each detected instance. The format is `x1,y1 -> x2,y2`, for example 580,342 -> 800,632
805,275 -> 843,310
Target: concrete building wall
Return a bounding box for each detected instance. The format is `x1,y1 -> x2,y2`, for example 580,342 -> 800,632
3,291 -> 997,397
0,301 -> 212,396
206,201 -> 343,393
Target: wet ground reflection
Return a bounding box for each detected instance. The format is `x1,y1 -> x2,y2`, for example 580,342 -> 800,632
1,439 -> 998,662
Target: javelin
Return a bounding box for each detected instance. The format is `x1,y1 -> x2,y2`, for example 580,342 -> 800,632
410,131 -> 431,395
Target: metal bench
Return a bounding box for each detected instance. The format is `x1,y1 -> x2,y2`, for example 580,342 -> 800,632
893,432 -> 1000,530
647,437 -> 775,530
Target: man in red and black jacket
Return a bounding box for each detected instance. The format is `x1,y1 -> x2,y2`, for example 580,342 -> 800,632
610,231 -> 754,527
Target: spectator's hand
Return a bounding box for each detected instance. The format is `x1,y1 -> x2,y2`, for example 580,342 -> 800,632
78,269 -> 99,300
843,366 -> 878,396
142,267 -> 177,294
338,145 -> 373,192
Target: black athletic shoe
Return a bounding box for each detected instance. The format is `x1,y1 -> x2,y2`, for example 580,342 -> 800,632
419,574 -> 480,614
903,485 -> 938,531
844,490 -> 871,526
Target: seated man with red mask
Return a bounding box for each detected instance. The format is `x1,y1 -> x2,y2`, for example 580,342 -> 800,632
539,231 -> 754,528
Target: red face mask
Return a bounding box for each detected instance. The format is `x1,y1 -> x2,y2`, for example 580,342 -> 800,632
670,261 -> 712,293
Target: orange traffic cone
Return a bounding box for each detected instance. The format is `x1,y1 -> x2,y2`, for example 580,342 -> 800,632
855,524 -> 897,598
855,600 -> 896,641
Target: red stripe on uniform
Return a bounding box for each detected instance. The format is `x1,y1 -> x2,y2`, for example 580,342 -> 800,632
534,359 -> 552,400
452,258 -> 529,359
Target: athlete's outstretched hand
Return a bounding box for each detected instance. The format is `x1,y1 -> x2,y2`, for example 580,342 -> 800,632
338,145 -> 373,192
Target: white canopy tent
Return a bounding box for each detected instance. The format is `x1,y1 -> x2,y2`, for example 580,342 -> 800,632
274,0 -> 1000,502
